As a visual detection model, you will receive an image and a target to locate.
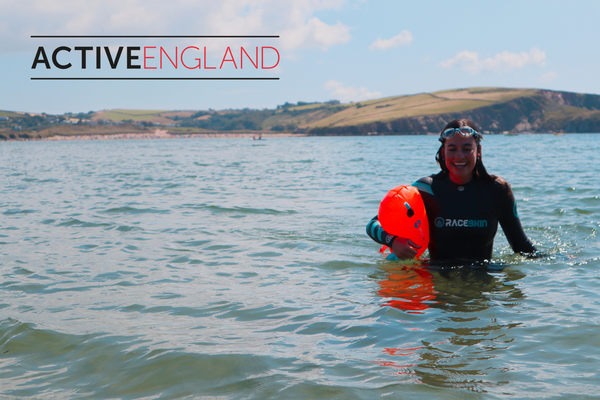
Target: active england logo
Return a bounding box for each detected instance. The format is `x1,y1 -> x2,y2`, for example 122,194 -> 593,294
435,217 -> 488,228
30,35 -> 280,81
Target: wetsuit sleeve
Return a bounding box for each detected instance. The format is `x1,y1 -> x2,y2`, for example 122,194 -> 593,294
366,215 -> 397,246
497,182 -> 538,255
412,176 -> 434,195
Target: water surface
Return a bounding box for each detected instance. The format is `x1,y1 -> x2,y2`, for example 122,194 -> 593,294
1,134 -> 599,398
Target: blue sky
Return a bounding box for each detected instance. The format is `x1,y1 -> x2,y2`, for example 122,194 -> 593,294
1,0 -> 599,114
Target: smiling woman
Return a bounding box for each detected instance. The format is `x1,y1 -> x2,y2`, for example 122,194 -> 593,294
367,119 -> 539,263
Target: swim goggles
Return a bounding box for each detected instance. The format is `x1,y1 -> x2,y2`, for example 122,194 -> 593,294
439,126 -> 483,142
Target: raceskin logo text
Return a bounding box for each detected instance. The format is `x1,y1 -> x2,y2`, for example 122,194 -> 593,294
435,217 -> 488,228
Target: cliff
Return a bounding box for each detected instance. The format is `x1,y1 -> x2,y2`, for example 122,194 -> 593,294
306,89 -> 600,135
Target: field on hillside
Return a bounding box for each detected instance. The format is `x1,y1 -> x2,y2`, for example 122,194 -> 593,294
90,88 -> 537,130
308,88 -> 537,128
94,109 -> 194,125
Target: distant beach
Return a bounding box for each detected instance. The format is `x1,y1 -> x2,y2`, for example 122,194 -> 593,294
3,129 -> 307,141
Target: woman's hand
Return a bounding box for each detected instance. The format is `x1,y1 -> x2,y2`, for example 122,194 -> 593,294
391,237 -> 421,259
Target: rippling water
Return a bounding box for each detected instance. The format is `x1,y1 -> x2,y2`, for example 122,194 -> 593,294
1,134 -> 599,399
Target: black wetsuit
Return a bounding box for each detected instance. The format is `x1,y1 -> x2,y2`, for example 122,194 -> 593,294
366,173 -> 537,261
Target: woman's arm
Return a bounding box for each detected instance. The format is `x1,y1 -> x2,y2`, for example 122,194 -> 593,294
497,181 -> 539,256
366,216 -> 421,259
366,215 -> 396,246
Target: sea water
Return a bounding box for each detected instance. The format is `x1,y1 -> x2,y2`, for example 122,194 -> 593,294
0,134 -> 598,399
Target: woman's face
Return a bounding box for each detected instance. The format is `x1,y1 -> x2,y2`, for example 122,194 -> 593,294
443,134 -> 481,184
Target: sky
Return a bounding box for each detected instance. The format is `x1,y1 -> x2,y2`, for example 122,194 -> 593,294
1,0 -> 599,114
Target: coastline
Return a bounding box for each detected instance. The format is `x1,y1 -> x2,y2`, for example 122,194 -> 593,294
1,129 -> 309,142
1,126 -> 574,143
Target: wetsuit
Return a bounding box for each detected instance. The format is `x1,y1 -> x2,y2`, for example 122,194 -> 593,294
367,172 -> 537,261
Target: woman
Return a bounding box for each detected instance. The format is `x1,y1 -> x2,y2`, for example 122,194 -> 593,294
367,119 -> 538,262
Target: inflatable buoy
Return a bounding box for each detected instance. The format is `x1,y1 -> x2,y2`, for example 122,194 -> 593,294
378,185 -> 429,259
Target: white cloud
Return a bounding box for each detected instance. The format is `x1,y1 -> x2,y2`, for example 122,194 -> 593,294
539,71 -> 558,83
1,0 -> 351,53
324,80 -> 381,102
280,17 -> 351,51
439,48 -> 546,74
369,30 -> 412,51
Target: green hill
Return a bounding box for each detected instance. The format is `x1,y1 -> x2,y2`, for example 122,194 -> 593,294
93,87 -> 600,134
305,87 -> 600,135
3,87 -> 600,140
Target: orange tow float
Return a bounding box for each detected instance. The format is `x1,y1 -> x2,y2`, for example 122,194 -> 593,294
378,185 -> 429,259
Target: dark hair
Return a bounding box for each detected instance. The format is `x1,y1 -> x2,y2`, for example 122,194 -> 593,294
435,119 -> 492,180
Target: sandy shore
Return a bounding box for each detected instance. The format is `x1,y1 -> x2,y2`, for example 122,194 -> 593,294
4,129 -> 308,142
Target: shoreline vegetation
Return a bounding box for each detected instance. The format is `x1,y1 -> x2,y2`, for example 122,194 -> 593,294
30,129 -> 308,141
3,87 -> 600,141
